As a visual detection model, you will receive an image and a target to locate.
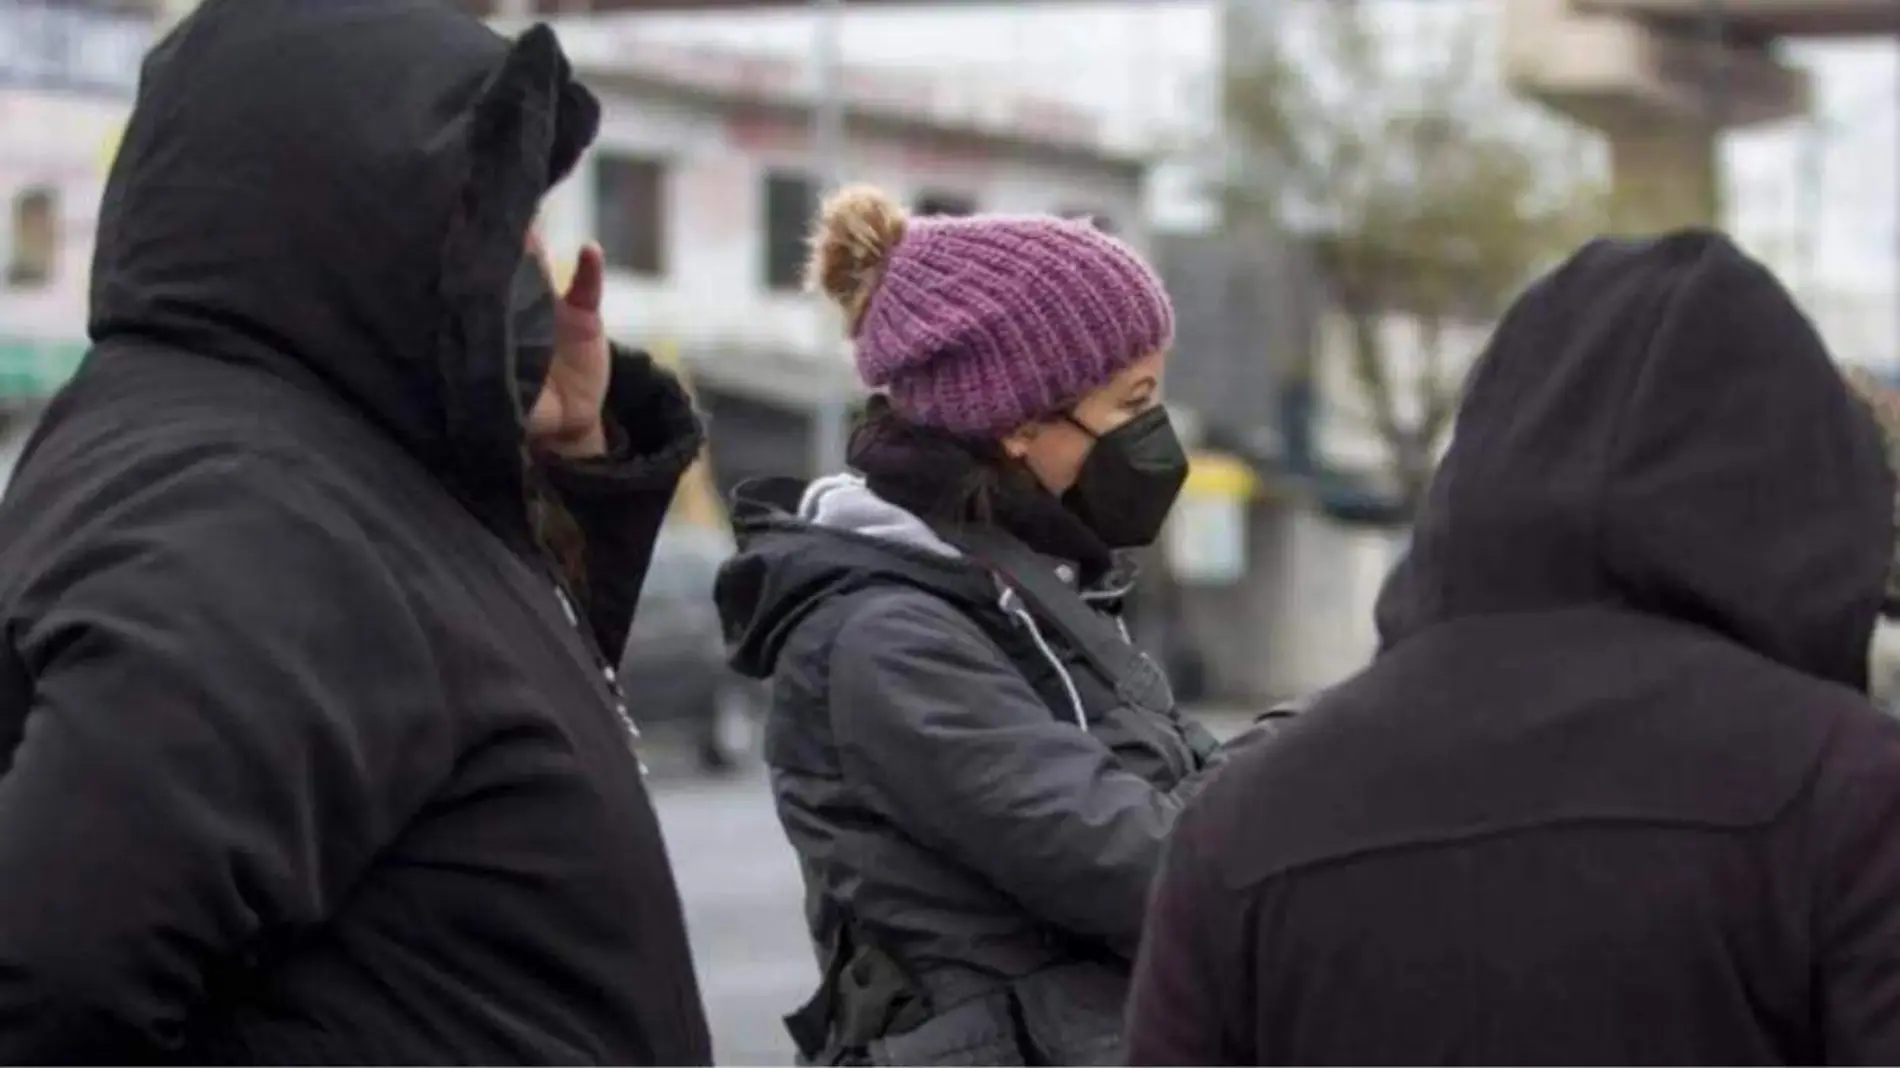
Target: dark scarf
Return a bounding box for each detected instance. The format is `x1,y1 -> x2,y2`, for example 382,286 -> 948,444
846,397 -> 1115,585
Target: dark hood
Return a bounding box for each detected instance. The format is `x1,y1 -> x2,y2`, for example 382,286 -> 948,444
1376,231 -> 1893,689
88,0 -> 600,540
714,477 -> 998,679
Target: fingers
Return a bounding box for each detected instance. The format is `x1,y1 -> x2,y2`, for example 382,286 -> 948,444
565,242 -> 605,314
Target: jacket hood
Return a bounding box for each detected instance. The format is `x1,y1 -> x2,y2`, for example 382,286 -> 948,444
1376,231 -> 1893,689
799,472 -> 963,558
89,0 -> 600,540
714,476 -> 995,678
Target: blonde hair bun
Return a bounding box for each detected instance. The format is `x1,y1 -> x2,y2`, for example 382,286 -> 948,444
805,184 -> 909,336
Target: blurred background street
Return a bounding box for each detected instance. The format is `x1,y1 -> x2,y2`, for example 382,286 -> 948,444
651,759 -> 808,1067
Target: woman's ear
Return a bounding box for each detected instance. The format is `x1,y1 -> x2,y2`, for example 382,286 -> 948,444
1000,423 -> 1039,460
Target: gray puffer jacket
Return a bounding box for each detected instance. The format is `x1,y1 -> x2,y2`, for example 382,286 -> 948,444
714,475 -> 1265,1066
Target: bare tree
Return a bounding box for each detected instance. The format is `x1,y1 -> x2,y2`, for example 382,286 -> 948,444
1222,0 -> 1607,515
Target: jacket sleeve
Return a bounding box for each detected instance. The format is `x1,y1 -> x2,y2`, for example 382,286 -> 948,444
1125,801 -> 1254,1066
538,346 -> 704,659
1815,711 -> 1900,1064
0,456 -> 454,1061
828,589 -> 1247,959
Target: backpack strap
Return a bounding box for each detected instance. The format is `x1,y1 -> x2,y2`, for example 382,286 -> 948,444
945,527 -> 1175,718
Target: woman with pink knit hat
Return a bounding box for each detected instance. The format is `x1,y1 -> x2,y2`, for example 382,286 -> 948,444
714,186 -> 1277,1066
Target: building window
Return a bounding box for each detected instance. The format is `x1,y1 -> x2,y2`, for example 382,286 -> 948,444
763,170 -> 817,292
6,186 -> 57,289
595,156 -> 667,277
914,191 -> 977,217
1056,207 -> 1117,235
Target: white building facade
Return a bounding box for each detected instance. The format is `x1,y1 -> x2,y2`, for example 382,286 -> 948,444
0,8 -> 1152,490
529,30 -> 1151,491
0,2 -> 145,414
543,32 -> 1149,411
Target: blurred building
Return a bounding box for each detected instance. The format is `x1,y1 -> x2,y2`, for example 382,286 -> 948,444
0,0 -> 146,472
1157,224 -> 1494,698
539,28 -> 1151,494
1502,0 -> 1896,231
1727,68 -> 1899,372
0,4 -> 1153,495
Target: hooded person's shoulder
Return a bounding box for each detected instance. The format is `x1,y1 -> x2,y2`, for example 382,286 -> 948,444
1175,598 -> 1887,900
0,429 -> 402,613
7,341 -> 448,542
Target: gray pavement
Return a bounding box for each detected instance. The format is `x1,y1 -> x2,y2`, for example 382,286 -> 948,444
647,707 -> 1257,1065
651,762 -> 810,1066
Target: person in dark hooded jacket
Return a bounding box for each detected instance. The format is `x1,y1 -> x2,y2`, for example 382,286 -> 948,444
1126,231 -> 1900,1066
0,1 -> 711,1063
713,185 -> 1275,1067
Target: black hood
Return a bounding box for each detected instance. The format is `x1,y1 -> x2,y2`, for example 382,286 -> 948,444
89,0 -> 600,539
713,478 -> 997,679
1377,231 -> 1893,688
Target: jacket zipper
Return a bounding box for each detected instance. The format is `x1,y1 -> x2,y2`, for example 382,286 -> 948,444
553,582 -> 648,775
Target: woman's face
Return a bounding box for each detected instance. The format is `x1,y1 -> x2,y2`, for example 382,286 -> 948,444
1002,348 -> 1168,495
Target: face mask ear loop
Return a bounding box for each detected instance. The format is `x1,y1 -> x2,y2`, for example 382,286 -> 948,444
1059,411 -> 1099,441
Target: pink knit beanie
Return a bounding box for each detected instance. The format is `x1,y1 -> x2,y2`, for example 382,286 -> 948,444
806,185 -> 1175,439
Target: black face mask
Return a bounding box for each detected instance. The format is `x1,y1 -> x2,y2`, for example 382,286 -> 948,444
1059,405 -> 1190,549
509,250 -> 558,417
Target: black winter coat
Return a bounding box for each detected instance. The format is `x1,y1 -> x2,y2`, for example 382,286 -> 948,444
716,475 -> 1252,1066
0,3 -> 710,1063
1129,232 -> 1900,1066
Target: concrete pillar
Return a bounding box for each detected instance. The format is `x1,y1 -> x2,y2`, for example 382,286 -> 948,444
1502,0 -> 1809,235
156,0 -> 201,33
1606,119 -> 1722,231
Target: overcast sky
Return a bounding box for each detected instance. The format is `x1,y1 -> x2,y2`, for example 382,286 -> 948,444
613,1 -> 1896,303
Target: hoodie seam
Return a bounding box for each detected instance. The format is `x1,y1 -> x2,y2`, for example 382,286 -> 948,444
1593,238 -> 1723,601
435,25 -> 588,552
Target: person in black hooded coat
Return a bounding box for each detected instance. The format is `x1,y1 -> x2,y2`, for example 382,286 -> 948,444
1127,232 -> 1900,1066
0,1 -> 710,1063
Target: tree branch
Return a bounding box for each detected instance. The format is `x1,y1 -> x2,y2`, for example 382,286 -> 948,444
1221,0 -> 1605,519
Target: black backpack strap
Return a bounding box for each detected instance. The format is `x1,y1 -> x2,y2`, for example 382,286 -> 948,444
780,586 -> 949,1065
946,527 -> 1175,717
783,910 -> 933,1066
783,919 -> 854,1064
1179,715 -> 1224,765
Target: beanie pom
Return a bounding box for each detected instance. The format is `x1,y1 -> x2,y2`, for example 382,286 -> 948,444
806,184 -> 909,337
